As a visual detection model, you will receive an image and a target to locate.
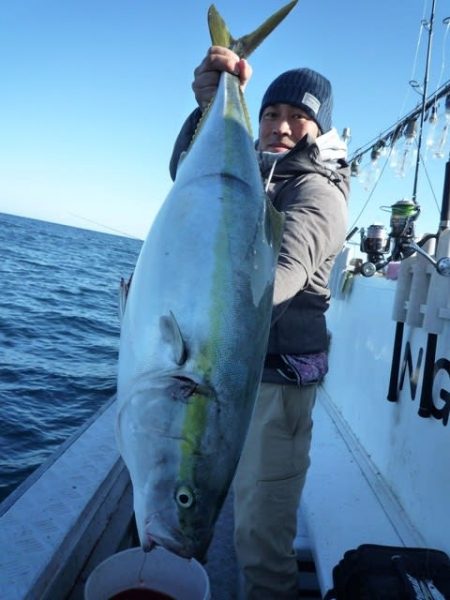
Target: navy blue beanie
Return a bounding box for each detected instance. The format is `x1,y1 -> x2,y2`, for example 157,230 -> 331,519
259,68 -> 333,133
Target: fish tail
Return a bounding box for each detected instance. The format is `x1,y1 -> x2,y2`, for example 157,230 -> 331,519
207,1 -> 298,58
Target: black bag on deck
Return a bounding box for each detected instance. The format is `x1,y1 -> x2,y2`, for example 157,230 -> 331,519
324,544 -> 450,599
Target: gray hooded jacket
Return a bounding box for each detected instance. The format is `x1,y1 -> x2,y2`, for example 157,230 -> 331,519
169,108 -> 350,366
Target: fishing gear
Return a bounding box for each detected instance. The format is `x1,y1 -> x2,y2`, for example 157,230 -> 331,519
359,224 -> 390,277
359,200 -> 420,276
360,196 -> 450,277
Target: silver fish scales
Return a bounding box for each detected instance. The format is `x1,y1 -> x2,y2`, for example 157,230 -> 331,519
116,1 -> 297,560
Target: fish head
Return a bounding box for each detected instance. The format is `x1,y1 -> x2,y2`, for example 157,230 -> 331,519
135,475 -> 218,561
117,372 -> 229,560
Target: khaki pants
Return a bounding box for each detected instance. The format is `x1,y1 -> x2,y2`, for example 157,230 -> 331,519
233,382 -> 316,599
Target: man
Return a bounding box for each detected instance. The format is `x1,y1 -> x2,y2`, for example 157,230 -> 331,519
170,47 -> 349,599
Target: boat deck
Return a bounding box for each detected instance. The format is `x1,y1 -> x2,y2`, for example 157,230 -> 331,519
205,490 -> 320,599
0,397 -> 320,599
297,386 -> 427,596
0,385 -> 427,599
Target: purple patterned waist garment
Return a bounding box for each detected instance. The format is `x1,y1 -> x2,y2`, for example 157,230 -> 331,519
278,352 -> 328,386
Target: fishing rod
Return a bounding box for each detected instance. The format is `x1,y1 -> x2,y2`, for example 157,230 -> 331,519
349,79 -> 450,169
370,0 -> 450,403
354,2 -> 450,278
411,0 -> 437,204
340,3 -> 450,285
338,2 -> 450,403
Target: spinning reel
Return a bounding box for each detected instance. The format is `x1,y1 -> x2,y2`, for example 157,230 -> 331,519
359,200 -> 450,277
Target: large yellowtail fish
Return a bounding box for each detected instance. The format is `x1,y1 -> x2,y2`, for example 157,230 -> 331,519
116,1 -> 297,560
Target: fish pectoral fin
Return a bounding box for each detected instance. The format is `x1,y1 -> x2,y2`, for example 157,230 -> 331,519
159,311 -> 187,366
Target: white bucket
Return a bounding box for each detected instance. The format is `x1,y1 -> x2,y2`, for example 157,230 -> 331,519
84,546 -> 210,600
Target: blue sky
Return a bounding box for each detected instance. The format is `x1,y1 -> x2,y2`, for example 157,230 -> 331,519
1,0 -> 449,239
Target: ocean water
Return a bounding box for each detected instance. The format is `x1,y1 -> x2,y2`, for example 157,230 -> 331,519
0,212 -> 142,502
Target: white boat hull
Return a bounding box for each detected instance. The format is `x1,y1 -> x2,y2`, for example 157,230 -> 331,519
297,240 -> 450,593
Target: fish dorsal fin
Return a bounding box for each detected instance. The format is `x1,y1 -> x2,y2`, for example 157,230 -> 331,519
159,311 -> 187,366
208,1 -> 298,58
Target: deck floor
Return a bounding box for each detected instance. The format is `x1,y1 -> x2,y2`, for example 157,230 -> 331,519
205,491 -> 321,599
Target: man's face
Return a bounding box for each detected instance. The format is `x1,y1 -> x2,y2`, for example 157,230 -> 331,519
258,103 -> 320,152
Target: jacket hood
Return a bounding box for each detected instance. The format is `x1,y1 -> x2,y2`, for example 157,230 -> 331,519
314,128 -> 348,166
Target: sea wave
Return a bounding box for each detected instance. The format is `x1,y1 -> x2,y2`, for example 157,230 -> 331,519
0,212 -> 142,501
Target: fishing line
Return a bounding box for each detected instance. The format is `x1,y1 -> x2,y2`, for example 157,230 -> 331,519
428,13 -> 450,121
416,150 -> 442,214
435,16 -> 450,92
411,0 -> 429,79
347,148 -> 392,233
137,551 -> 147,585
396,0 -> 429,123
66,211 -> 141,240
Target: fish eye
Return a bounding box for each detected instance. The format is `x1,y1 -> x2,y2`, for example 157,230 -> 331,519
175,485 -> 195,508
